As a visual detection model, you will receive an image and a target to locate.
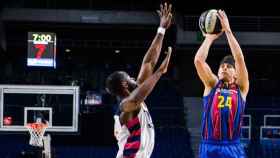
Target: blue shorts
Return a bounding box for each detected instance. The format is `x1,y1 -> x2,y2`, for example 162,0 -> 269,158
199,140 -> 246,158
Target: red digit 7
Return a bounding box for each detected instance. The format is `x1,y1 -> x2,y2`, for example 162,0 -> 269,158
35,44 -> 46,59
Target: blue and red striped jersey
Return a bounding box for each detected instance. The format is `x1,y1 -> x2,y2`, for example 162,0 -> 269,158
202,80 -> 246,142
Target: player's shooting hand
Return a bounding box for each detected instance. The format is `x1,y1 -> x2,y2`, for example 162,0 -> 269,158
217,10 -> 232,33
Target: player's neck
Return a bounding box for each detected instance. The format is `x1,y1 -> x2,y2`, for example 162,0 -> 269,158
221,77 -> 235,84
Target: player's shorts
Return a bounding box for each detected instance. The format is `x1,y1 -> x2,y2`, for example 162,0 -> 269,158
199,140 -> 246,158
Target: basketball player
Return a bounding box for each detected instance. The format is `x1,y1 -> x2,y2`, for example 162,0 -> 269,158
105,3 -> 173,158
194,10 -> 249,158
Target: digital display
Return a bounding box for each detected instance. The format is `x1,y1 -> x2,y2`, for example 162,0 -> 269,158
84,91 -> 102,105
27,32 -> 56,68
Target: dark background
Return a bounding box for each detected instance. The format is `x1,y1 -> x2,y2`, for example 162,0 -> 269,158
0,0 -> 280,158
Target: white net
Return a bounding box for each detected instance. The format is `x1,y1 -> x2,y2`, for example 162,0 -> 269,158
26,123 -> 48,147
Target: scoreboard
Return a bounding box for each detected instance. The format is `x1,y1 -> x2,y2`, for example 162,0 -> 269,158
27,32 -> 56,68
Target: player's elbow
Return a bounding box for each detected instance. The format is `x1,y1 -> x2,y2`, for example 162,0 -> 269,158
234,54 -> 245,62
194,57 -> 204,67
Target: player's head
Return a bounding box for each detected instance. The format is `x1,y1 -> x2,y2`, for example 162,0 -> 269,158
218,55 -> 237,82
106,71 -> 137,97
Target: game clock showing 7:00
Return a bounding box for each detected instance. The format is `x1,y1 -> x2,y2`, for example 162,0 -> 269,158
27,32 -> 57,68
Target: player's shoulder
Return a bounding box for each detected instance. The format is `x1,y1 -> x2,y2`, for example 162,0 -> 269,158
203,80 -> 221,96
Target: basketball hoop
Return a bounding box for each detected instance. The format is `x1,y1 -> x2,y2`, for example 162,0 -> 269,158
26,122 -> 48,147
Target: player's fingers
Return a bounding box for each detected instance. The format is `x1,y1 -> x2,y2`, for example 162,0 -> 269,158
157,10 -> 162,17
168,46 -> 172,54
217,10 -> 223,18
168,13 -> 173,19
160,4 -> 163,13
167,4 -> 172,14
222,10 -> 228,19
202,32 -> 206,37
217,12 -> 223,21
165,46 -> 172,54
164,2 -> 168,16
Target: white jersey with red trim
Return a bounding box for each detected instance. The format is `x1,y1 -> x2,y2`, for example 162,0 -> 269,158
114,103 -> 155,158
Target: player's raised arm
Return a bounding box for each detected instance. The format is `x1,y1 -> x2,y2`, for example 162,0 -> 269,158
217,10 -> 249,99
194,33 -> 221,95
137,3 -> 172,85
122,47 -> 172,112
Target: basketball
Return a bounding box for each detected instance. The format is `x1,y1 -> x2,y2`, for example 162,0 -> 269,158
199,9 -> 222,34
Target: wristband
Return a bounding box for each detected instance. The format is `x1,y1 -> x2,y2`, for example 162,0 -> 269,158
157,27 -> 166,35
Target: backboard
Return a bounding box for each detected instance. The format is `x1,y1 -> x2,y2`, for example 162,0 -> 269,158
0,85 -> 79,133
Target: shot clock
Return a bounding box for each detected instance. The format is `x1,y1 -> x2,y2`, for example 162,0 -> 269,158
27,32 -> 56,68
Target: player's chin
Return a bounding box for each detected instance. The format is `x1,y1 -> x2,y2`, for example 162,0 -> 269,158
218,74 -> 224,80
219,75 -> 228,81
221,76 -> 231,82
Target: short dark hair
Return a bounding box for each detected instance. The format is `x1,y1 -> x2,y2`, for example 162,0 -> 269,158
220,55 -> 235,68
105,71 -> 128,96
